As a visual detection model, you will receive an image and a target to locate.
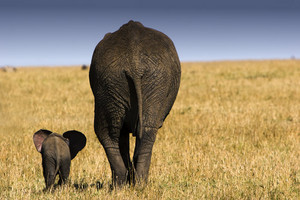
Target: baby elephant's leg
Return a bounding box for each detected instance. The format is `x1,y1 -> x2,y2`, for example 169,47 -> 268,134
42,159 -> 57,189
58,159 -> 71,185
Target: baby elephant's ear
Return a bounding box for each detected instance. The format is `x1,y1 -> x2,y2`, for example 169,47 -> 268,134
33,129 -> 52,152
63,130 -> 86,160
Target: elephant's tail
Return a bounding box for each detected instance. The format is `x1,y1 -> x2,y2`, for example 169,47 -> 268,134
134,78 -> 143,139
127,73 -> 143,139
125,71 -> 143,139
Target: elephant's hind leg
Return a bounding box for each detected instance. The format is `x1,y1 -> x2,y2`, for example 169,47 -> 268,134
101,127 -> 129,186
94,109 -> 128,187
119,128 -> 134,184
133,127 -> 158,184
42,158 -> 57,189
58,160 -> 70,185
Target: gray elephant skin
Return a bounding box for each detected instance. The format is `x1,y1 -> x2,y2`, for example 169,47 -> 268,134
33,129 -> 86,189
89,20 -> 181,186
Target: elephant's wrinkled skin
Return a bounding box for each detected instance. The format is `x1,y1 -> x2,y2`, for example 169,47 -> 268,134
33,129 -> 86,189
89,20 -> 181,186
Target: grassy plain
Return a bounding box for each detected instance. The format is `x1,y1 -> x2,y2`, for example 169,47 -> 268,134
0,60 -> 300,199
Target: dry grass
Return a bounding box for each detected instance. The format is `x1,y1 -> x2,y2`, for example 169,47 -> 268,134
0,60 -> 300,199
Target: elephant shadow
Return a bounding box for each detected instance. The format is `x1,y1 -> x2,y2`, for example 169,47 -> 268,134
73,180 -> 104,191
38,180 -> 104,193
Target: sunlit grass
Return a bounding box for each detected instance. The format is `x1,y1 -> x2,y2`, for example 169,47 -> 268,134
0,60 -> 300,199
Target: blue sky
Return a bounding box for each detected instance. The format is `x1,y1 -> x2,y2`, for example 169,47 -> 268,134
0,0 -> 300,66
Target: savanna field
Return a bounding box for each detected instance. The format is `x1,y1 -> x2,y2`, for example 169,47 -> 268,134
0,60 -> 299,199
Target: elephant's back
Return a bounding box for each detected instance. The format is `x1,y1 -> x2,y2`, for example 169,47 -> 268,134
42,134 -> 71,161
90,20 -> 180,76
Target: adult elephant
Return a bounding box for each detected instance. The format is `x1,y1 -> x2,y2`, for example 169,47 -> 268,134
89,20 -> 181,186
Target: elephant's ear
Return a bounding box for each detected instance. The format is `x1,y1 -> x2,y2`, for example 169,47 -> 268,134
63,130 -> 86,160
33,129 -> 52,153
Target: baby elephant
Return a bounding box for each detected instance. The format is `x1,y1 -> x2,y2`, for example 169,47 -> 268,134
33,129 -> 86,189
